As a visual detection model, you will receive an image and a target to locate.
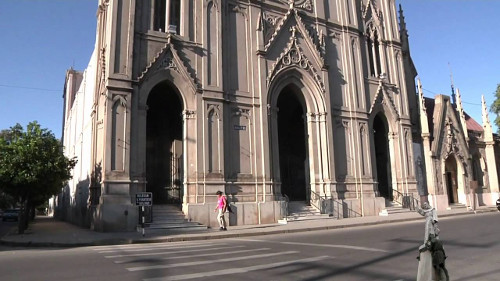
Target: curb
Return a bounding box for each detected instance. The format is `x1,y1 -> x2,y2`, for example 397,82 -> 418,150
1,209 -> 497,248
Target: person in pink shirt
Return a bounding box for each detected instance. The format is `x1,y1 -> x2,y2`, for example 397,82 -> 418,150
214,190 -> 227,231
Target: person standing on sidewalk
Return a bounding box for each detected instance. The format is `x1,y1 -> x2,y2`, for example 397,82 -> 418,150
214,191 -> 227,231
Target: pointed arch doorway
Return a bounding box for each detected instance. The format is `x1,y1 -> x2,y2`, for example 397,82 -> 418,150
373,113 -> 393,200
276,85 -> 309,202
146,82 -> 183,205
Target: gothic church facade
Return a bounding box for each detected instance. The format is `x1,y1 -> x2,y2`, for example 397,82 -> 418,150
57,0 -> 437,231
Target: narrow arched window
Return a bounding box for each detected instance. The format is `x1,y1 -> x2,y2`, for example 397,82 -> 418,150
366,31 -> 376,77
153,0 -> 181,34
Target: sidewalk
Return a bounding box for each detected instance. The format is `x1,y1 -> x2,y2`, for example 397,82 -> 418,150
1,206 -> 497,248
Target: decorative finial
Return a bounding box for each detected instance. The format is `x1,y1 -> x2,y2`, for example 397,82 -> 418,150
417,78 -> 427,112
482,95 -> 491,126
448,63 -> 456,104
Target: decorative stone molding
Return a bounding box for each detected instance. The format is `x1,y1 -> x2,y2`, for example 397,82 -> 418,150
257,11 -> 281,45
264,7 -> 325,67
138,39 -> 202,93
361,0 -> 383,24
156,55 -> 179,73
370,77 -> 400,120
307,111 -> 327,122
267,104 -> 279,116
207,104 -> 221,118
232,108 -> 251,117
441,118 -> 466,164
267,26 -> 325,93
183,110 -> 196,119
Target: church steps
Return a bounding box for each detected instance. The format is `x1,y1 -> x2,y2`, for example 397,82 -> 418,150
146,204 -> 207,230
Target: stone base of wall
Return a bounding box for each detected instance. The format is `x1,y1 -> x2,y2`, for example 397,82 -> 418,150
475,192 -> 500,206
428,194 -> 449,211
342,197 -> 385,218
185,201 -> 282,228
92,195 -> 138,232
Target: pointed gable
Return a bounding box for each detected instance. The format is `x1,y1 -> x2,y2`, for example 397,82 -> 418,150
265,7 -> 325,69
426,95 -> 470,162
138,39 -> 201,94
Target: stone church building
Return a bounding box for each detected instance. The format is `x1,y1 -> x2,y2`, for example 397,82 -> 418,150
54,0 -> 499,231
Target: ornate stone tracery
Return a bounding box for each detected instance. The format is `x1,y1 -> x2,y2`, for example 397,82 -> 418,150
267,26 -> 325,93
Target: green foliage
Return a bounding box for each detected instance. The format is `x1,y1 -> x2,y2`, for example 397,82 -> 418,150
491,84 -> 500,133
0,121 -> 77,207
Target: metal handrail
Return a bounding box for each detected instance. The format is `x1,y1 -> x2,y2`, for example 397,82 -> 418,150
310,190 -> 324,212
393,189 -> 405,206
392,190 -> 420,211
277,194 -> 289,221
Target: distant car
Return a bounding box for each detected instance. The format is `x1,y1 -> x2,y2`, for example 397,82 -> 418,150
2,209 -> 19,222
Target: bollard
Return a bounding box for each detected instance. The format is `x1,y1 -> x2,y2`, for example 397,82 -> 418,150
496,198 -> 500,211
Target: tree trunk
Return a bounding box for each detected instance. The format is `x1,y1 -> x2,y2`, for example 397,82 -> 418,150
17,199 -> 27,234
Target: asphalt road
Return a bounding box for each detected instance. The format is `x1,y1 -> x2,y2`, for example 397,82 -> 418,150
0,212 -> 498,281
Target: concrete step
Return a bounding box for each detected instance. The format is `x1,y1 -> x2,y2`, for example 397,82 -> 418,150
379,204 -> 414,216
447,203 -> 467,210
147,204 -> 207,230
286,201 -> 325,221
146,222 -> 207,230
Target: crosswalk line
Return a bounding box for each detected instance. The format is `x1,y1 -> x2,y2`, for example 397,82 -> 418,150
99,243 -> 223,254
231,238 -> 389,253
142,256 -> 331,281
93,241 -> 210,251
126,250 -> 299,272
106,246 -> 245,259
115,248 -> 270,264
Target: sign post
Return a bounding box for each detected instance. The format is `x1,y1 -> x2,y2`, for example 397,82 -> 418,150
135,192 -> 153,236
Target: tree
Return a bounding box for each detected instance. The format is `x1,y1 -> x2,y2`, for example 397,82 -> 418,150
491,83 -> 500,132
0,122 -> 77,234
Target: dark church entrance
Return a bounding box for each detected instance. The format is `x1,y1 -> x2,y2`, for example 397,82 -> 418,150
277,85 -> 308,202
445,156 -> 459,204
373,114 -> 393,200
146,82 -> 183,205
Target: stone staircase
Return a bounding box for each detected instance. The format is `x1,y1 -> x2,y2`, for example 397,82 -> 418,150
286,201 -> 330,221
146,204 -> 207,231
379,201 -> 414,216
447,203 -> 467,210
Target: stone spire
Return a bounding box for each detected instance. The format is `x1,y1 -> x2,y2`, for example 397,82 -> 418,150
455,88 -> 468,141
399,4 -> 409,50
482,95 -> 493,142
417,78 -> 429,135
399,4 -> 407,32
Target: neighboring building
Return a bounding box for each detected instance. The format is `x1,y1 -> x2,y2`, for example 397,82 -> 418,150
415,81 -> 499,211
55,0 -> 496,232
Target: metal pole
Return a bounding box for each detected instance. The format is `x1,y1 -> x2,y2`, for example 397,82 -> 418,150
142,206 -> 145,237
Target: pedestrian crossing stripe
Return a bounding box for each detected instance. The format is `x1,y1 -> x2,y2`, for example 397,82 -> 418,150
142,256 -> 331,281
126,250 -> 300,271
99,243 -> 224,254
106,245 -> 245,259
114,247 -> 269,264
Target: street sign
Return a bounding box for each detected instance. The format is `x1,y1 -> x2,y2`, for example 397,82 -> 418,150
135,192 -> 153,206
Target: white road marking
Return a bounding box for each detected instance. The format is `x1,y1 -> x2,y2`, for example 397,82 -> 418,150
231,238 -> 389,253
142,256 -> 331,281
106,246 -> 245,259
127,251 -> 299,272
114,248 -> 270,264
281,241 -> 389,253
92,241 -> 210,251
99,243 -> 223,254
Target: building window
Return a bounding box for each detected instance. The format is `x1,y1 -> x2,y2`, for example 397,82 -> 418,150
365,23 -> 382,77
154,0 -> 180,34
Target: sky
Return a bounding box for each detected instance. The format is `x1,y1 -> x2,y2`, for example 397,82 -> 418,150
0,0 -> 498,138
